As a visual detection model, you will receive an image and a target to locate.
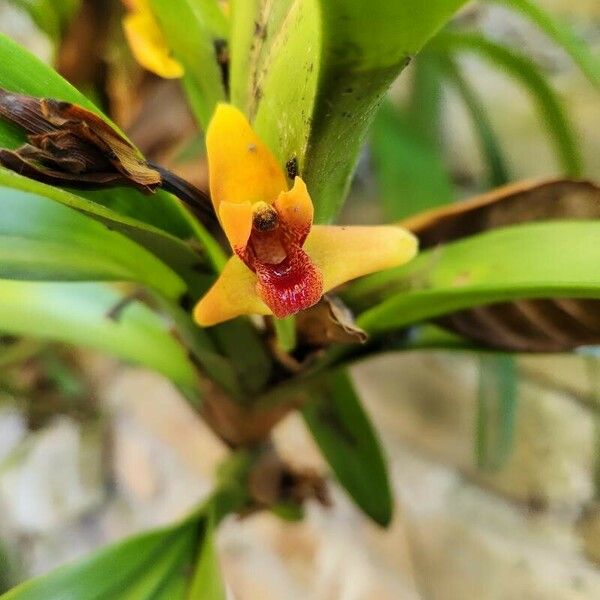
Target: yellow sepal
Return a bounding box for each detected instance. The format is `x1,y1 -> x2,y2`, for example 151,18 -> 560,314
122,6 -> 183,79
194,256 -> 269,327
306,225 -> 418,292
206,104 -> 287,213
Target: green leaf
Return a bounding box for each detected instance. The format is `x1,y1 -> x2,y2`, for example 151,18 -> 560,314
150,0 -> 226,130
0,281 -> 197,389
0,517 -> 199,600
491,0 -> 600,89
431,31 -> 582,177
350,221 -> 600,333
273,316 -> 297,353
211,320 -> 272,395
0,186 -> 185,300
475,354 -> 518,470
302,369 -> 393,526
407,52 -> 445,149
0,169 -> 212,300
230,0 -> 471,222
0,33 -> 215,253
187,516 -> 226,600
187,0 -> 229,40
0,539 -> 19,594
439,55 -> 510,186
371,101 -> 454,220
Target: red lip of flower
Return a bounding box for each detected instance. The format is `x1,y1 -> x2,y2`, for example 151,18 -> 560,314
194,104 -> 417,327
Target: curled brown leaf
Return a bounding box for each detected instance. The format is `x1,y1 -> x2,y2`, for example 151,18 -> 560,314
0,88 -> 216,224
0,88 -> 161,191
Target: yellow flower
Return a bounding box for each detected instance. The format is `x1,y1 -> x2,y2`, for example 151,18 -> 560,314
194,104 -> 418,327
122,0 -> 184,79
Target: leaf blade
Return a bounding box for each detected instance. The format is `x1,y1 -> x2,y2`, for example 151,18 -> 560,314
0,185 -> 186,299
0,168 -> 212,300
353,220 -> 600,334
439,55 -> 510,186
0,281 -> 197,389
371,100 -> 454,220
302,369 -> 393,526
0,519 -> 194,600
475,354 -> 518,469
187,517 -> 226,600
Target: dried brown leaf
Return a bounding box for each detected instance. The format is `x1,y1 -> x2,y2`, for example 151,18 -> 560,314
0,88 -> 161,191
0,88 -> 216,225
297,295 -> 368,347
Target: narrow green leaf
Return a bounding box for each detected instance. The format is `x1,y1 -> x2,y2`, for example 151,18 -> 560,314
439,55 -> 510,186
187,517 -> 226,600
350,221 -> 600,333
302,369 -> 393,526
431,31 -> 582,176
0,281 -> 197,389
491,0 -> 600,89
150,0 -> 226,130
0,169 -> 212,300
273,316 -> 297,353
189,0 -> 229,39
211,320 -> 272,395
0,540 -> 19,594
475,354 -> 518,469
371,101 -> 454,220
407,52 -> 445,149
230,0 -> 471,223
0,186 -> 185,300
153,299 -> 244,400
0,519 -> 195,600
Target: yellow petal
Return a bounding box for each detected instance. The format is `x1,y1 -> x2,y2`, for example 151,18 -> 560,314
194,255 -> 270,327
219,200 -> 253,252
206,104 -> 287,214
123,12 -> 184,79
274,176 -> 313,241
305,225 -> 418,292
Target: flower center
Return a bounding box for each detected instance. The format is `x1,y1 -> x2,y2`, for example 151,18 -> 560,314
252,201 -> 279,232
246,202 -> 287,265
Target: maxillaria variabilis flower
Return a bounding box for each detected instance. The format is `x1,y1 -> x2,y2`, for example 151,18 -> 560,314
121,0 -> 184,79
194,104 -> 418,326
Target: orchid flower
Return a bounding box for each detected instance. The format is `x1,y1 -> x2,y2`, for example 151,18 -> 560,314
194,104 -> 417,327
122,0 -> 184,79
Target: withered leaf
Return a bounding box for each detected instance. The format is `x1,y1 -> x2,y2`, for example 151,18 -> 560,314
403,179 -> 600,246
0,88 -> 161,191
296,295 -> 368,347
402,179 -> 600,352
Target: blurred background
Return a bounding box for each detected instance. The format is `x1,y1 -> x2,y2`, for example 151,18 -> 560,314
0,1 -> 599,598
